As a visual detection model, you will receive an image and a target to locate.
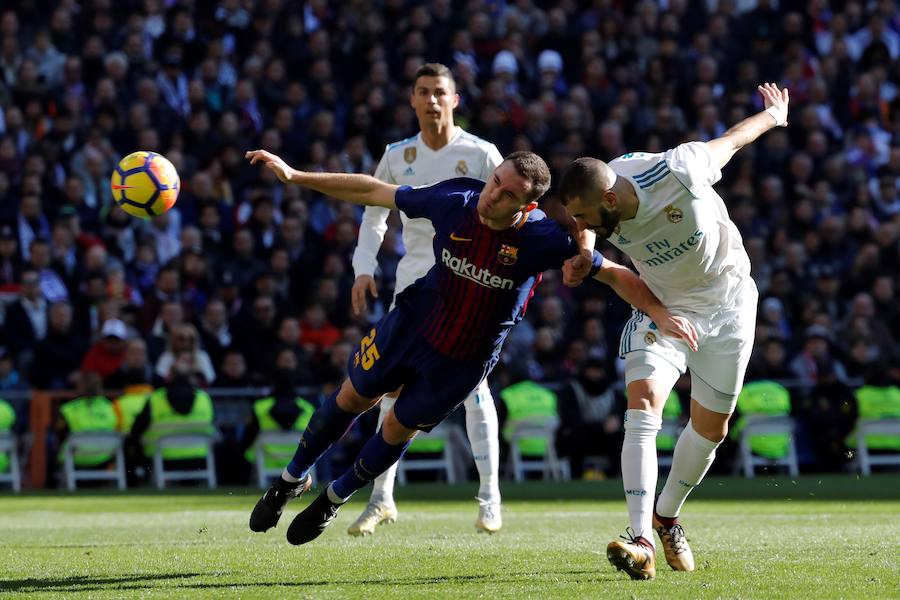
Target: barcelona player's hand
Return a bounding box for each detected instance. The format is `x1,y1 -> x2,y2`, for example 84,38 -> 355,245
352,275 -> 379,316
246,149 -> 296,183
562,250 -> 593,287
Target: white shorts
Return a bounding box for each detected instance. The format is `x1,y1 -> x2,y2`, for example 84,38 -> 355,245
619,284 -> 758,414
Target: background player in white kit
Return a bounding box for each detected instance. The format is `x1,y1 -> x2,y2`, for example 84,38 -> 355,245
560,83 -> 790,580
349,63 -> 505,535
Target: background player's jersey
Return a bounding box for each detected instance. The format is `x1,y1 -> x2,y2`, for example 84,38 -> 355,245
352,129 -> 503,296
394,178 -> 582,362
607,142 -> 752,315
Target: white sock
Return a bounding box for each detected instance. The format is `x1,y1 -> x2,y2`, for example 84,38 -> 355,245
656,419 -> 720,518
368,395 -> 398,507
621,409 -> 662,544
326,482 -> 349,504
464,382 -> 500,503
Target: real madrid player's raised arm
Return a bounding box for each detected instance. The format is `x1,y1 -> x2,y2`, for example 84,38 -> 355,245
559,82 -> 790,581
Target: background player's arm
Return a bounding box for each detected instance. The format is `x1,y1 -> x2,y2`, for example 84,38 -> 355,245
593,260 -> 699,351
706,83 -> 789,170
351,151 -> 394,315
246,150 -> 399,209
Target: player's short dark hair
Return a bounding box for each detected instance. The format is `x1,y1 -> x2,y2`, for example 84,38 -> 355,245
559,157 -> 606,205
505,151 -> 551,202
414,63 -> 456,90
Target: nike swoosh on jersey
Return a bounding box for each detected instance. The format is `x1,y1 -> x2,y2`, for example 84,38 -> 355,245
450,233 -> 473,242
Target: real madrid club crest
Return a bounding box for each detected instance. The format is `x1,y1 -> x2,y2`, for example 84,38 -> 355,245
498,244 -> 518,265
455,160 -> 468,176
404,147 -> 417,163
665,204 -> 683,223
644,331 -> 657,345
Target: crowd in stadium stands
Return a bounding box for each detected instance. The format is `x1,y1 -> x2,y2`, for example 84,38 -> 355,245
1,0 -> 899,477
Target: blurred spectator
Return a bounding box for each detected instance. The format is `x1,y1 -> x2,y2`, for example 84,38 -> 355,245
233,294 -> 279,379
298,303 -> 341,357
31,300 -> 85,389
146,300 -> 184,363
130,351 -> 215,472
3,269 -> 47,369
106,338 -> 153,392
797,362 -> 857,472
790,325 -> 849,387
81,318 -> 129,385
270,315 -> 316,386
0,224 -> 21,287
214,348 -> 252,388
555,359 -> 624,478
196,298 -> 232,371
0,348 -> 24,391
242,347 -> 316,465
56,371 -> 117,471
154,323 -> 215,386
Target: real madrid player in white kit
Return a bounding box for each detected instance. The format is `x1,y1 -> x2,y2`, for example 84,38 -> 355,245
560,83 -> 790,580
348,63 -> 505,535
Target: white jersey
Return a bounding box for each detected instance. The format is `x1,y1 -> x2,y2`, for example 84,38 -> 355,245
608,142 -> 752,317
352,128 -> 503,296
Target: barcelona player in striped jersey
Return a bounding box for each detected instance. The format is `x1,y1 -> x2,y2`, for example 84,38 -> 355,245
244,148 -> 698,546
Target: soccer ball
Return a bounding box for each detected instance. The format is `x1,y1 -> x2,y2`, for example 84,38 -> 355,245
110,151 -> 180,219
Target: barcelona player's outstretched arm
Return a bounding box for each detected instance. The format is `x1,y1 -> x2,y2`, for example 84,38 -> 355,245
593,259 -> 699,352
246,150 -> 399,209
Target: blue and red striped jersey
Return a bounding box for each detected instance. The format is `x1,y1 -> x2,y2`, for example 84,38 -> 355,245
394,177 -> 589,362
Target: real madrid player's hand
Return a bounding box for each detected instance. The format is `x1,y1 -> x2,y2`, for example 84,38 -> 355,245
562,257 -> 699,351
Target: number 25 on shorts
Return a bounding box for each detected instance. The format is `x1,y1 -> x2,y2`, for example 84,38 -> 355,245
359,328 -> 381,371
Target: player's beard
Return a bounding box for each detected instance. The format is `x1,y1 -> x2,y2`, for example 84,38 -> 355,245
588,203 -> 622,240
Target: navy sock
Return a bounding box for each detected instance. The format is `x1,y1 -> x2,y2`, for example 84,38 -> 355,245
286,390 -> 359,480
330,430 -> 411,501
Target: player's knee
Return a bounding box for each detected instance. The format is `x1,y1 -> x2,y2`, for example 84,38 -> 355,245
336,379 -> 379,413
690,397 -> 731,442
381,408 -> 417,445
690,414 -> 729,443
625,380 -> 668,415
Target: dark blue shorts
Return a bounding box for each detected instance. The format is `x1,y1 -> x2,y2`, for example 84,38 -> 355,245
348,307 -> 495,431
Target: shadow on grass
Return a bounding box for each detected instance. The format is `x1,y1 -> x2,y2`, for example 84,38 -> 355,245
0,572 -> 204,593
0,569 -> 612,593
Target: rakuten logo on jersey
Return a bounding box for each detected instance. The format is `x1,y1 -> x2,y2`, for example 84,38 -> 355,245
441,249 -> 514,290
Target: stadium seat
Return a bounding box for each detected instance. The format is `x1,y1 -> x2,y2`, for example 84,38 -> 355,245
396,422 -> 459,484
61,431 -> 127,491
252,430 -> 316,488
736,416 -> 799,478
153,433 -> 217,489
854,419 -> 900,475
507,416 -> 570,482
0,433 -> 21,492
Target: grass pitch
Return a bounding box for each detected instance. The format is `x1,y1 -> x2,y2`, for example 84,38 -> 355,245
1,475 -> 898,599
